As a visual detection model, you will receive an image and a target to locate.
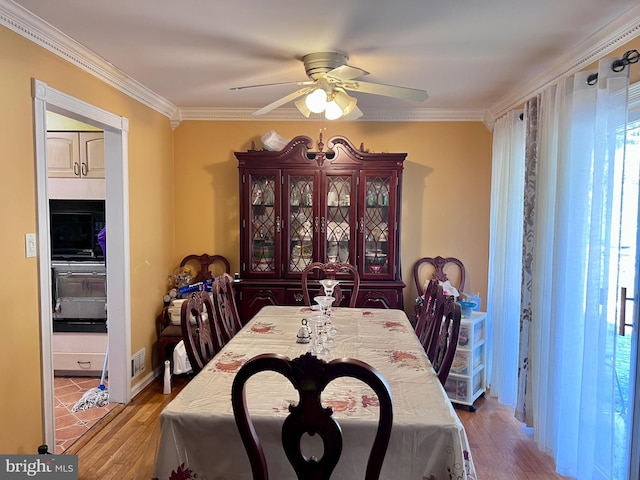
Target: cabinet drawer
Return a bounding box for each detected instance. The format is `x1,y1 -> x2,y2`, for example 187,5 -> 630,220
238,286 -> 287,322
444,375 -> 469,403
53,353 -> 106,374
52,332 -> 107,353
357,289 -> 401,309
445,368 -> 485,405
450,350 -> 470,375
285,289 -> 306,306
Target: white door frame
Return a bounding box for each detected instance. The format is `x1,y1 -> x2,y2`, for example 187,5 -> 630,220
32,79 -> 131,448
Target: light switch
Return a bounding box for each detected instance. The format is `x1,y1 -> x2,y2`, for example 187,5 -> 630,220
25,233 -> 37,258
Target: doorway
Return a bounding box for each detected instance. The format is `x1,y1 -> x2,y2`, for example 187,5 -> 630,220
32,79 -> 132,449
619,112 -> 640,479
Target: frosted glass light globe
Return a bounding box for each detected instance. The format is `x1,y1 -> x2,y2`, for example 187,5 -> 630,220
324,100 -> 343,120
305,89 -> 327,113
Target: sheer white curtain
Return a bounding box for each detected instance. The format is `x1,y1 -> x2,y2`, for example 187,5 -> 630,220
518,58 -> 630,479
487,110 -> 525,404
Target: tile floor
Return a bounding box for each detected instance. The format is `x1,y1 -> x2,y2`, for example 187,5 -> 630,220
53,376 -> 117,454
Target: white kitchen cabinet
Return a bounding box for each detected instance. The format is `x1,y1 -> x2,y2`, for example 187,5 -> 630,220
47,132 -> 104,179
47,132 -> 105,199
52,332 -> 107,376
443,311 -> 487,410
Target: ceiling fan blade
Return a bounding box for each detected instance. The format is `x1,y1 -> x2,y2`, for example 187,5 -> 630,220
230,80 -> 313,91
325,64 -> 369,82
252,87 -> 313,115
343,80 -> 428,102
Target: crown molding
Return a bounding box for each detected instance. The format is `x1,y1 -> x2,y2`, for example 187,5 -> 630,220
177,107 -> 487,123
0,0 -> 179,119
488,4 -> 640,120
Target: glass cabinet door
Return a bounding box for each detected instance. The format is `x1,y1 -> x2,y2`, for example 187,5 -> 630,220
325,174 -> 353,264
248,172 -> 278,275
361,173 -> 395,278
286,173 -> 316,274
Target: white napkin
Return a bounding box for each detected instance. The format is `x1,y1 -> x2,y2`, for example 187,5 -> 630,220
440,280 -> 459,298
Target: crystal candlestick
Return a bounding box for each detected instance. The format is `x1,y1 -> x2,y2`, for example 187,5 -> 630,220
319,279 -> 340,334
314,295 -> 335,348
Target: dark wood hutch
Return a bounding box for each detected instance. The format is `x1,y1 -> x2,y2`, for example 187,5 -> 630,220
235,134 -> 406,321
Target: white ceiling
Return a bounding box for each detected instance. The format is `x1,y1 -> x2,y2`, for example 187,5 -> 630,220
5,0 -> 640,122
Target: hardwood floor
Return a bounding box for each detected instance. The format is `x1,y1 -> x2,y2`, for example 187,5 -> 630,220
68,375 -> 191,480
71,379 -> 569,479
456,394 -> 570,480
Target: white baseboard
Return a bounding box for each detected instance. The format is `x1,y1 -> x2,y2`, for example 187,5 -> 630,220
130,366 -> 162,399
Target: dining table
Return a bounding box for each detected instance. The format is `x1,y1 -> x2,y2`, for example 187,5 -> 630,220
152,305 -> 476,480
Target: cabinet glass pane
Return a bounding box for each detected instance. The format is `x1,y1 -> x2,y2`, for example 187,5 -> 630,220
364,176 -> 390,274
250,175 -> 276,273
326,176 -> 351,263
289,175 -> 314,272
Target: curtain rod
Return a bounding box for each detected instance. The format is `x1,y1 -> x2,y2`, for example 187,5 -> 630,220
518,50 -> 639,120
586,49 -> 639,85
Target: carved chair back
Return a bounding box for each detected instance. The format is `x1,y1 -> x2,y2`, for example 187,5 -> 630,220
414,279 -> 440,345
428,298 -> 462,385
180,253 -> 231,282
213,273 -> 243,342
301,262 -> 361,308
180,291 -> 224,374
413,256 -> 466,296
231,352 -> 393,480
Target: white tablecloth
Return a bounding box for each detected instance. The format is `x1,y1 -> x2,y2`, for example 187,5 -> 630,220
153,306 -> 476,479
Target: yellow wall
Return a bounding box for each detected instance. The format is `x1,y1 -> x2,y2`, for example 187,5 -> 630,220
0,26 -> 175,453
173,122 -> 492,312
4,17 -> 638,456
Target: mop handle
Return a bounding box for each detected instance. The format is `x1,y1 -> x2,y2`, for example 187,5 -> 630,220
99,343 -> 109,387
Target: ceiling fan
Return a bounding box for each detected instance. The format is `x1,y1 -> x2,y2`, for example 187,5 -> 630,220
231,52 -> 428,119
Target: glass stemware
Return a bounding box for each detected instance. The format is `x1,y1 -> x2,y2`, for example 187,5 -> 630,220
319,279 -> 340,334
319,278 -> 340,297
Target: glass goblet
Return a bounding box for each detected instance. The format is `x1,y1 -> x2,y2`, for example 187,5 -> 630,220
319,278 -> 340,297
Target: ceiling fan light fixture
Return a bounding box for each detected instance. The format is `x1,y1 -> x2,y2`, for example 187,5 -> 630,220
333,90 -> 357,116
324,100 -> 343,120
305,88 -> 327,113
294,97 -> 312,117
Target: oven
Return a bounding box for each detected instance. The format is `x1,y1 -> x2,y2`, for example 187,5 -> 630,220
52,261 -> 107,333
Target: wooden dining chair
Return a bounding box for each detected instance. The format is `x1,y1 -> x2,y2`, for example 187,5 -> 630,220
158,253 -> 231,363
180,291 -> 224,374
212,273 -> 243,342
231,352 -> 393,480
423,287 -> 453,362
301,261 -> 361,308
428,298 -> 462,385
180,253 -> 231,282
413,256 -> 466,296
414,279 -> 440,346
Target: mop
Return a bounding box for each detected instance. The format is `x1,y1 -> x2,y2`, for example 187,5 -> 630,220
71,343 -> 109,412
71,226 -> 109,412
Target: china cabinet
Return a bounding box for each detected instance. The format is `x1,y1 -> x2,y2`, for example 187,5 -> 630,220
235,135 -> 406,321
443,311 -> 488,410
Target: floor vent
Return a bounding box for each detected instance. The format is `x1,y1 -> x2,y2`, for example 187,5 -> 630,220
131,348 -> 145,379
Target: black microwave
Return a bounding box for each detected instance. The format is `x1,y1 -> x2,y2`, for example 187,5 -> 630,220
49,199 -> 105,260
